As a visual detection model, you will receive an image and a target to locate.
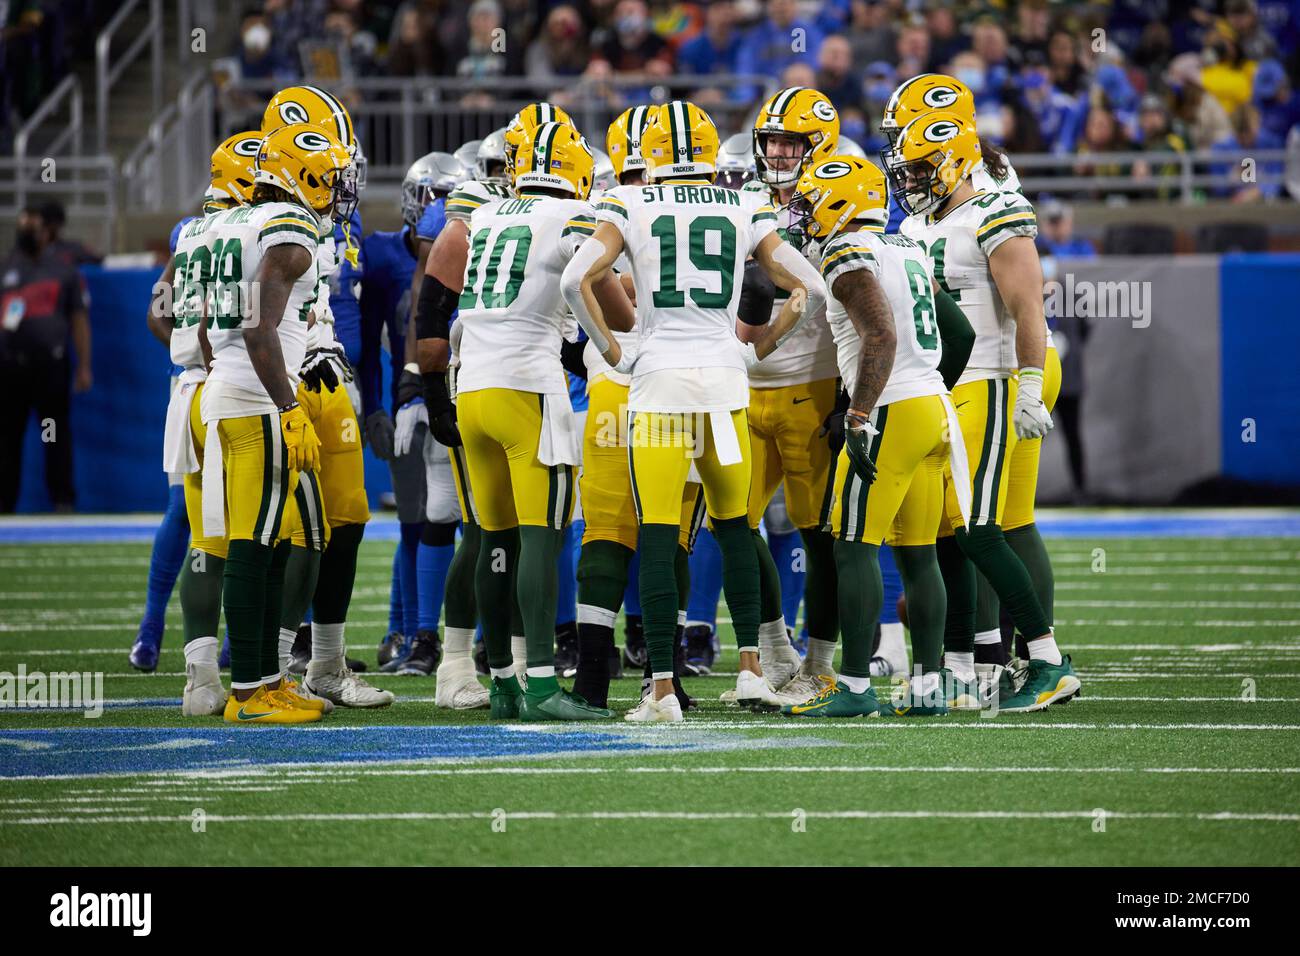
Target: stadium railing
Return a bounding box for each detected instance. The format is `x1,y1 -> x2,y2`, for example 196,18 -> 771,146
96,0 -> 165,154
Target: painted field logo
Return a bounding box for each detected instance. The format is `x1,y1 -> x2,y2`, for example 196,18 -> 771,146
50,886 -> 151,936
0,665 -> 103,718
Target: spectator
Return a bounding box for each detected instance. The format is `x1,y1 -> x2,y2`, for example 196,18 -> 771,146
852,1 -> 899,67
947,50 -> 991,106
1167,51 -> 1234,148
526,5 -> 590,81
895,22 -> 932,80
971,17 -> 1014,99
1074,105 -> 1135,195
1132,93 -> 1189,199
387,5 -> 442,77
861,60 -> 896,150
677,0 -> 743,78
0,206 -> 92,513
1038,200 -> 1096,258
456,0 -> 507,80
994,96 -> 1047,155
1225,0 -> 1279,61
1020,59 -> 1085,154
235,13 -> 294,82
1214,103 -> 1284,201
1091,62 -> 1141,141
589,0 -> 673,75
1132,21 -> 1175,78
1047,27 -> 1085,96
815,35 -> 861,115
1201,20 -> 1258,117
38,203 -> 99,268
1012,0 -> 1051,63
923,2 -> 965,67
736,0 -> 825,95
1253,59 -> 1300,144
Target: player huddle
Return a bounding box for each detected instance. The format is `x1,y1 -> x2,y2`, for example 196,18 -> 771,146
143,74 -> 1081,724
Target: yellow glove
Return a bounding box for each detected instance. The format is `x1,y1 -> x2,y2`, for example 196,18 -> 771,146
279,403 -> 321,473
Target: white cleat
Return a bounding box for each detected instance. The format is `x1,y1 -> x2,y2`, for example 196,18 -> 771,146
435,658 -> 490,709
774,671 -> 833,706
870,622 -> 910,677
719,688 -> 738,703
735,669 -> 785,710
304,656 -> 395,708
761,642 -> 803,690
282,675 -> 335,713
624,693 -> 683,723
181,663 -> 227,716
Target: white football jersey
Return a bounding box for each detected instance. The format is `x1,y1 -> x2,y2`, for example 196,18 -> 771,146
445,179 -> 513,223
168,213 -> 216,370
201,201 -> 321,415
899,190 -> 1037,384
594,181 -> 777,410
973,154 -> 1021,194
819,227 -> 945,408
455,194 -> 595,396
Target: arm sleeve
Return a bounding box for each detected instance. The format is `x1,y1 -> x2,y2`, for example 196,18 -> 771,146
737,258 -> 775,326
935,288 -> 975,391
415,271 -> 458,342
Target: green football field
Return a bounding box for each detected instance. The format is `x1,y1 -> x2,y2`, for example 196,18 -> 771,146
1,514 -> 1298,866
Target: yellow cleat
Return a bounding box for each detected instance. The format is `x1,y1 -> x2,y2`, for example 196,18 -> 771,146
223,686 -> 322,724
276,677 -> 331,713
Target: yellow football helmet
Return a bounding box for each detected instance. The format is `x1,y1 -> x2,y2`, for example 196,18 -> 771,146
254,123 -> 357,220
606,105 -> 654,182
880,74 -> 976,147
884,111 -> 981,217
752,87 -> 839,188
209,131 -> 262,205
640,100 -> 720,182
513,121 -> 595,200
262,85 -> 366,190
790,156 -> 888,248
503,102 -> 574,181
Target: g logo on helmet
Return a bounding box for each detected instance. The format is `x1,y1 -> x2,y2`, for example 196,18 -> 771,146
279,102 -> 311,125
922,119 -> 961,143
293,130 -> 332,152
811,99 -> 837,123
233,138 -> 261,157
815,160 -> 853,180
922,87 -> 959,109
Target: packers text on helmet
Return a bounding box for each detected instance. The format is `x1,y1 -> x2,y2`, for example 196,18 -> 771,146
640,100 -> 720,183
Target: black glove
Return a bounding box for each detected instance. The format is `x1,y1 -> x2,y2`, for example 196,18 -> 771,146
364,410 -> 396,460
394,368 -> 423,409
819,387 -> 851,456
301,347 -> 352,393
844,413 -> 878,486
560,338 -> 588,379
424,370 -> 461,448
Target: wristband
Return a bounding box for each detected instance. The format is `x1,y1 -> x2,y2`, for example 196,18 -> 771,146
404,362 -> 420,376
278,400 -> 300,414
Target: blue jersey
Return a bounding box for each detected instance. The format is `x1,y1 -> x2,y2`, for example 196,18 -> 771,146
359,225 -> 417,416
415,196 -> 448,244
329,209 -> 364,365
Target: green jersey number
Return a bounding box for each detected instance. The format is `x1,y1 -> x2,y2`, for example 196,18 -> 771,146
904,258 -> 938,351
650,215 -> 736,309
917,236 -> 957,302
170,246 -> 211,329
209,237 -> 245,330
460,225 -> 533,310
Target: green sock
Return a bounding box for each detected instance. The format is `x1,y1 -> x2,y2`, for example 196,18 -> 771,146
517,525 -> 563,673
937,535 -> 976,655
476,527 -> 519,670
714,517 -> 760,650
894,544 -> 945,673
180,549 -> 224,644
313,522 -> 364,624
223,539 -> 272,686
261,540 -> 291,678
974,567 -> 1000,634
637,523 -> 680,675
833,538 -> 881,679
675,543 -> 691,611
799,526 -> 838,642
1006,523 -> 1054,625
445,521 -> 479,631
577,539 -> 632,612
575,539 -> 632,706
280,545 -> 320,631
752,529 -> 784,623
955,524 -> 1050,640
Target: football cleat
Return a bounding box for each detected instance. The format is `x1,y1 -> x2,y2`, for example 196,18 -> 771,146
378,631 -> 412,672
395,630 -> 442,676
278,676 -> 332,713
735,670 -> 786,711
622,616 -> 647,669
518,689 -> 614,721
554,622 -> 579,678
304,657 -> 395,708
129,624 -> 162,672
434,658 -> 490,709
181,663 -> 227,716
882,673 -> 949,717
223,686 -> 321,724
287,624 -> 311,676
942,667 -> 984,711
997,656 -> 1081,713
490,673 -> 523,719
774,671 -> 833,706
760,639 -> 803,690
782,680 -> 881,718
624,692 -> 683,723
682,624 -> 715,676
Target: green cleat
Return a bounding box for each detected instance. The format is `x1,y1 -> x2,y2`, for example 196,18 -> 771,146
997,656 -> 1081,713
489,674 -> 523,719
942,667 -> 984,710
519,689 -> 615,721
883,676 -> 949,717
781,680 -> 881,718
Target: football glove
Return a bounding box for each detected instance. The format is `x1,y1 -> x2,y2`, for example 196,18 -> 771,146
739,341 -> 761,372
394,398 -> 428,457
300,346 -> 353,393
613,341 -> 639,375
424,370 -> 462,448
1013,367 -> 1054,440
844,411 -> 878,486
818,387 -> 851,456
394,367 -> 424,408
364,410 -> 396,461
280,403 -> 321,473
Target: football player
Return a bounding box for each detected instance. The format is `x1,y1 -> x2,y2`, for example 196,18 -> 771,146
889,113 -> 1079,712
780,156 -> 974,717
563,100 -> 828,722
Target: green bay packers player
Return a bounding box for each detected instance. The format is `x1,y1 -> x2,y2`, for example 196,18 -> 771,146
456,121 -> 634,722
744,87 -> 845,700
883,73 -> 1061,667
562,100 -> 828,722
889,113 -> 1079,712
196,123 -> 354,723
779,156 -> 974,718
259,86 -> 391,708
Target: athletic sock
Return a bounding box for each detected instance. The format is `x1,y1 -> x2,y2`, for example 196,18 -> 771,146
838,672 -> 870,694
893,544 -> 945,674
387,548 -> 402,634
713,517 -> 760,652
443,626 -> 475,663
476,528 -> 519,670
946,650 -> 975,683
937,534 -> 977,656
806,637 -> 837,675
138,483 -> 190,639
955,524 -> 1051,642
278,627 -> 297,672
758,617 -> 789,656
313,522 -> 364,631
397,521 -> 422,638
223,539 -> 273,689
183,634 -> 218,668
417,521 -> 457,633
768,527 -> 805,631
311,622 -> 345,664
974,627 -> 1006,666
179,550 -> 224,645
833,538 -> 882,679
1026,632 -> 1063,665
686,526 -> 722,630
575,539 -> 633,707
444,522 -> 479,631
517,525 -> 564,670
280,544 -> 320,632
1006,523 -> 1055,624
261,541 -> 291,681
752,529 -> 784,628
637,523 -> 681,676
798,526 -> 838,643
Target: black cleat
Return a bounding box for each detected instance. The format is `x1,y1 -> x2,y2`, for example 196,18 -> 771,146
396,630 -> 442,675
555,621 -> 579,678
622,615 -> 646,669
682,624 -> 715,676
377,630 -> 406,669
288,624 -> 312,676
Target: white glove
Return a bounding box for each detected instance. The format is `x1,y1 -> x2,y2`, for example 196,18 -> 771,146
393,398 -> 428,456
612,341 -> 639,374
739,341 -> 761,372
1013,368 -> 1054,440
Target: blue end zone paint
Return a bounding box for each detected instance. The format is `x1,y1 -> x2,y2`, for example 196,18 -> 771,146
0,726 -> 729,779
4,511 -> 1299,544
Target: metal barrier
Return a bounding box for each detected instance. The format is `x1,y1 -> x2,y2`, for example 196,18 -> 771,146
0,157 -> 118,251
96,0 -> 164,153
1013,148 -> 1291,203
12,76 -> 85,210
122,70 -> 216,212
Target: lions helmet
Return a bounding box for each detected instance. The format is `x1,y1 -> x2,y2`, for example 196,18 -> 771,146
716,132 -> 756,190
401,152 -> 469,229
453,139 -> 482,178
477,128 -> 509,183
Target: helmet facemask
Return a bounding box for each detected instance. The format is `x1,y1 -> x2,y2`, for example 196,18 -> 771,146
884,148 -> 950,218
753,128 -> 813,188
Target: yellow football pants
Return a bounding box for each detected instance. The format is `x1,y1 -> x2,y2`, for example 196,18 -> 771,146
942,376 -> 1018,535
457,388 -> 575,531
1002,346 -> 1061,531
629,408 -> 750,526
831,394 -> 949,545
582,377 -> 706,550
745,377 -> 838,530
298,380 -> 368,530
214,412 -> 299,546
